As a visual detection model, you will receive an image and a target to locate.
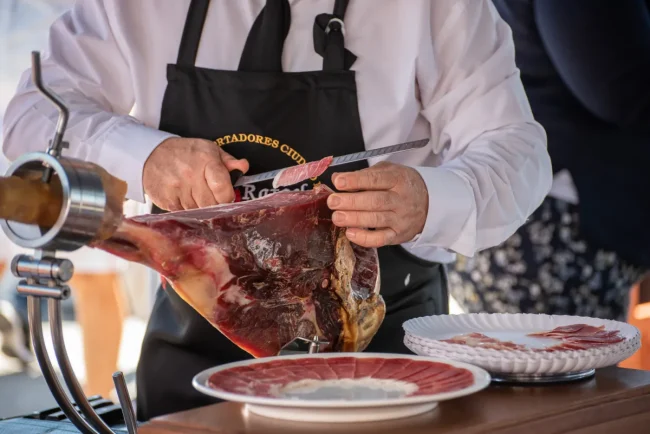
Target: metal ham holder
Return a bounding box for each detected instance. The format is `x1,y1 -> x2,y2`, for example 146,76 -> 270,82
278,336 -> 329,356
0,52 -> 138,434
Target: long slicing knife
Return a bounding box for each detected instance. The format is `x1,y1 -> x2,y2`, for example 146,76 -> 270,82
230,138 -> 429,187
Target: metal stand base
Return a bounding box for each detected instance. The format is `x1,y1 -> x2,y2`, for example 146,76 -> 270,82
490,369 -> 596,384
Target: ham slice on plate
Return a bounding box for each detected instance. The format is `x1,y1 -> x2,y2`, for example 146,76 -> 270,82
207,356 -> 475,398
440,324 -> 625,352
527,324 -> 625,351
527,324 -> 608,338
192,353 -> 491,423
441,333 -> 529,351
272,156 -> 334,188
403,313 -> 639,380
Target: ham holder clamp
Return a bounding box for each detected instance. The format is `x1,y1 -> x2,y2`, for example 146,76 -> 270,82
0,52 -> 137,434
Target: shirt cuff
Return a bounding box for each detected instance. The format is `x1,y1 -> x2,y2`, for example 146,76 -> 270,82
402,166 -> 477,257
95,119 -> 178,202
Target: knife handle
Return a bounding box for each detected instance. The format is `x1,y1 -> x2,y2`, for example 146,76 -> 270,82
229,169 -> 244,186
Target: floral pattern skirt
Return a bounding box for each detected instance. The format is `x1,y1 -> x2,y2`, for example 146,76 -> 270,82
449,197 -> 647,322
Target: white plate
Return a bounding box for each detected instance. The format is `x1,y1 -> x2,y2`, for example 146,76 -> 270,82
192,352 -> 491,423
403,313 -> 641,376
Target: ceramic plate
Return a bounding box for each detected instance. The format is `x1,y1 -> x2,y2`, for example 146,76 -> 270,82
403,313 -> 640,377
192,352 -> 491,423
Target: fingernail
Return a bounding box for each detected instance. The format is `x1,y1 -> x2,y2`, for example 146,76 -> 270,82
328,195 -> 341,208
335,176 -> 347,188
333,211 -> 346,224
346,229 -> 356,239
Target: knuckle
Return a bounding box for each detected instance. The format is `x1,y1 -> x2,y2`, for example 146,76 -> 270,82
387,229 -> 398,244
217,189 -> 235,204
207,177 -> 222,189
347,194 -> 358,209
388,191 -> 400,207
344,175 -> 356,190
370,171 -> 382,186
168,177 -> 182,190
178,161 -> 195,179
373,193 -> 393,210
390,172 -> 402,186
370,235 -> 384,248
358,232 -> 372,246
375,161 -> 392,169
370,194 -> 384,210
182,167 -> 195,180
361,172 -> 373,188
382,193 -> 393,208
385,212 -> 396,229
166,202 -> 181,211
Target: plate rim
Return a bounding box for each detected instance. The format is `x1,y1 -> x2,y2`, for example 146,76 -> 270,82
402,313 -> 640,360
192,352 -> 491,409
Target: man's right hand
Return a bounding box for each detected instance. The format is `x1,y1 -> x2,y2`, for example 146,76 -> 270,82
143,137 -> 249,211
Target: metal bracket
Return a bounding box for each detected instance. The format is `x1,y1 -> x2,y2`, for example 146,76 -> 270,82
325,17 -> 345,36
278,336 -> 330,356
31,52 -> 69,158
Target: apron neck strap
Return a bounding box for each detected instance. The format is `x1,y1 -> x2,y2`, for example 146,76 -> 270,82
176,0 -> 211,67
333,0 -> 349,17
175,0 -> 356,71
314,0 -> 357,71
238,0 -> 292,72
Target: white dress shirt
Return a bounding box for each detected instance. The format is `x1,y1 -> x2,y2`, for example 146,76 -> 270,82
1,0 -> 552,264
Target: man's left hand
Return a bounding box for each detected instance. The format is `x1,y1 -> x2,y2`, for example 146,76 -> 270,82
327,162 -> 429,248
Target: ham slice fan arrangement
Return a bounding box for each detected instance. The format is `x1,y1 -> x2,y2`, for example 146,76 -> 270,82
207,357 -> 475,398
94,185 -> 385,357
441,324 -> 625,352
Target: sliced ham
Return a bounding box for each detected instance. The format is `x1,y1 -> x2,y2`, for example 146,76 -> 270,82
207,356 -> 475,398
272,156 -> 334,188
527,324 -> 606,338
528,324 -> 625,351
440,324 -> 626,352
441,333 -> 529,351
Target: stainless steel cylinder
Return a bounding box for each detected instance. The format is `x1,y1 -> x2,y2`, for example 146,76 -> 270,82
11,254 -> 74,282
17,282 -> 69,300
0,152 -> 107,251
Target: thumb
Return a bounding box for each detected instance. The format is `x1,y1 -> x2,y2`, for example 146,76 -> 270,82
219,149 -> 250,174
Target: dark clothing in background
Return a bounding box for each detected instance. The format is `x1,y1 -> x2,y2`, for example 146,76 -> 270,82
495,0 -> 650,268
450,0 -> 650,320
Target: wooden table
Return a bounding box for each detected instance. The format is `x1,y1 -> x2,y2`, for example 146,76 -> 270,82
140,367 -> 650,434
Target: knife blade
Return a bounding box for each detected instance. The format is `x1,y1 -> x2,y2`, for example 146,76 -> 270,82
231,138 -> 429,187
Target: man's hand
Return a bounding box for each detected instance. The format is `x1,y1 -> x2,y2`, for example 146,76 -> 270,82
143,137 -> 249,211
327,162 -> 429,248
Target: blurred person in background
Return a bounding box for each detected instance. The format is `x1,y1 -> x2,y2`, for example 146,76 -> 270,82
450,0 -> 650,321
0,0 -> 138,398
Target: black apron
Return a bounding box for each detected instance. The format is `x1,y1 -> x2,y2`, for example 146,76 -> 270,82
136,0 -> 449,421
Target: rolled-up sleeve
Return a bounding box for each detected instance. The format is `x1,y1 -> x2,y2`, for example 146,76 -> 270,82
406,0 -> 552,257
1,0 -> 176,202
